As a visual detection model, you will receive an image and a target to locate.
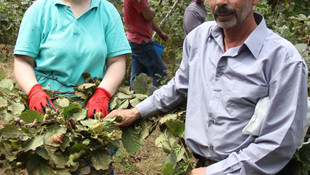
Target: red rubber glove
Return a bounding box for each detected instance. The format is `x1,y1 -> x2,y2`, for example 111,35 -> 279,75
86,87 -> 111,118
28,84 -> 55,114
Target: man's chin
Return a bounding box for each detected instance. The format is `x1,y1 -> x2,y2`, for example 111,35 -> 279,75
216,20 -> 237,29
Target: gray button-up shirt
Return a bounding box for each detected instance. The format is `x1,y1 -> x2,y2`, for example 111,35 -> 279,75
136,13 -> 308,174
183,1 -> 207,34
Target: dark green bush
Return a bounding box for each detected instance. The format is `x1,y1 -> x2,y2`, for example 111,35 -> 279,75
0,0 -> 34,44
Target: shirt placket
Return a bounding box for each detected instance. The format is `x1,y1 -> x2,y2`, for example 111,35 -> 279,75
61,6 -> 79,35
206,42 -> 238,158
63,5 -> 92,36
207,55 -> 227,157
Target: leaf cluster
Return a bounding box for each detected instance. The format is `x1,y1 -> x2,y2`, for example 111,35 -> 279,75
113,76 -> 196,174
0,87 -> 123,174
156,110 -> 195,175
0,73 -> 196,174
0,77 -> 137,174
0,0 -> 34,44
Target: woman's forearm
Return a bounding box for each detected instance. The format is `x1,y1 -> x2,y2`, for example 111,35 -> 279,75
14,55 -> 38,94
99,55 -> 127,95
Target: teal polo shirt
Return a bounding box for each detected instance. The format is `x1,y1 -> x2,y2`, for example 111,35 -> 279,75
14,0 -> 131,92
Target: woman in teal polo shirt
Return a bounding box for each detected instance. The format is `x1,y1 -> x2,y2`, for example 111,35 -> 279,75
14,0 -> 130,174
13,0 -> 131,118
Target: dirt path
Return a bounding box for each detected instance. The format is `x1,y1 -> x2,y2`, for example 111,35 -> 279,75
0,44 -> 15,81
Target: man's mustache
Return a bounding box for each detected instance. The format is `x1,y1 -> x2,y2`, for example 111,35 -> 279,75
214,5 -> 235,16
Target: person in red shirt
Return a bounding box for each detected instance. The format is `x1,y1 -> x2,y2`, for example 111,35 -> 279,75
123,0 -> 169,89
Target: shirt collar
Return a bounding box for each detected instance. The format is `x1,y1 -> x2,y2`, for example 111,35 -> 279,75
210,23 -> 223,39
90,0 -> 100,8
54,0 -> 100,9
243,13 -> 268,59
210,24 -> 225,52
210,13 -> 268,59
54,0 -> 64,5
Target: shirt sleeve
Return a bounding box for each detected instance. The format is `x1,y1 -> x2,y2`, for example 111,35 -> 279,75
184,10 -> 204,34
136,37 -> 191,117
105,4 -> 131,58
205,61 -> 308,175
14,4 -> 41,58
133,0 -> 149,13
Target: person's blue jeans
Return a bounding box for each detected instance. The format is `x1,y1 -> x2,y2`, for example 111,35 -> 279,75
129,40 -> 167,90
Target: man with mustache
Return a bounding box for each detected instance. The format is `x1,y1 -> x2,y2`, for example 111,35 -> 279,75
107,0 -> 308,174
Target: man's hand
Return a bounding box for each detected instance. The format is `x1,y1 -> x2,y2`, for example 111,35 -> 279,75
86,87 -> 111,118
159,31 -> 169,41
106,107 -> 141,127
28,84 -> 55,114
186,167 -> 206,175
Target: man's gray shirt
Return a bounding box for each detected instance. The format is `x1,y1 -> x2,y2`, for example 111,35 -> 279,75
183,1 -> 207,34
136,13 -> 308,174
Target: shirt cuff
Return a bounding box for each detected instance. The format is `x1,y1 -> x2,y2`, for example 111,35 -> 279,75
205,154 -> 242,175
14,50 -> 38,58
136,97 -> 158,118
205,161 -> 225,175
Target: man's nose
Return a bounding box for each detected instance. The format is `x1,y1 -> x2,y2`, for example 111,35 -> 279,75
215,0 -> 229,7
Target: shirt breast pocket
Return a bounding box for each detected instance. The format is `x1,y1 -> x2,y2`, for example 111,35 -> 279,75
225,79 -> 269,119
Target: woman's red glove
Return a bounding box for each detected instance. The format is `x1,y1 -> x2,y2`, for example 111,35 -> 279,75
86,87 -> 111,118
28,84 -> 55,114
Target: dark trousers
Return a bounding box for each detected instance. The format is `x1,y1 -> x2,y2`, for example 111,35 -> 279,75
129,40 -> 167,89
195,154 -> 294,175
194,154 -> 217,168
276,159 -> 294,175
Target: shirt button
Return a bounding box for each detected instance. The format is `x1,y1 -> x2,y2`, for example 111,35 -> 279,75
210,119 -> 215,124
209,146 -> 214,150
218,72 -> 224,76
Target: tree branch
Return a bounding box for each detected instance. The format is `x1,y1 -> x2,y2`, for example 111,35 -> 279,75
153,0 -> 181,38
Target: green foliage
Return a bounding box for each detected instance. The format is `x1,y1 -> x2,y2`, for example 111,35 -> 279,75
0,0 -> 34,44
1,106 -> 122,174
149,0 -> 188,47
155,110 -> 195,175
257,0 -> 310,44
255,0 -> 310,97
0,74 -> 196,174
132,73 -> 159,95
290,143 -> 310,175
109,85 -> 148,111
0,78 -> 143,174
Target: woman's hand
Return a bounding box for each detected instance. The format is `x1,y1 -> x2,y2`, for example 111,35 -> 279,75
28,84 -> 55,114
86,87 -> 111,118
